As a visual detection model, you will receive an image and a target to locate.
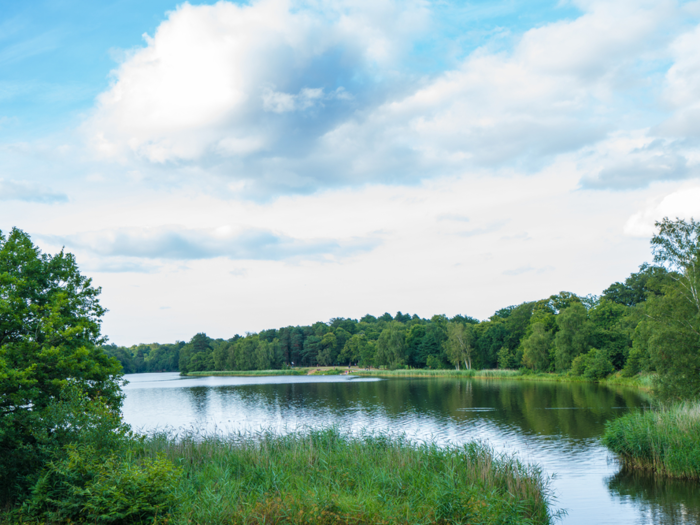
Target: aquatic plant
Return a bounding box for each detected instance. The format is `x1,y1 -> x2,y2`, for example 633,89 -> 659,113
603,401 -> 700,479
137,427 -> 555,524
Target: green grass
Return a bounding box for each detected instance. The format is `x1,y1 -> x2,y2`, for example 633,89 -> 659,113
184,369 -> 307,377
600,373 -> 655,391
602,401 -> 700,479
135,428 -> 555,525
351,368 -> 522,379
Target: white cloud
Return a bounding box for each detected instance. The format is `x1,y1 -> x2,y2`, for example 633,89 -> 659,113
660,22 -> 700,137
87,0 -> 428,166
0,179 -> 67,203
625,185 -> 700,236
49,225 -> 381,263
84,0 -> 696,196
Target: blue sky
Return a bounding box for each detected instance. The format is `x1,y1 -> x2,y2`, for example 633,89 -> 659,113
2,0 -> 700,344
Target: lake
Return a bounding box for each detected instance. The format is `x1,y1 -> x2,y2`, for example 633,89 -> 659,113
122,372 -> 700,524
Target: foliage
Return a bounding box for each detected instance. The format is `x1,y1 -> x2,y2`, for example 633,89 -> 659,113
521,323 -> 553,372
602,401 -> 700,479
140,427 -> 555,525
637,218 -> 700,400
0,228 -> 123,503
24,444 -> 181,524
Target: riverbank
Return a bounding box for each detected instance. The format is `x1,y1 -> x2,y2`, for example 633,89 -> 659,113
142,428 -> 555,524
183,368 -> 655,390
602,401 -> 700,480
0,428 -> 556,524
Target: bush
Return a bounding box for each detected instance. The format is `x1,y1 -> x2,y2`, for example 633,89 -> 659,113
24,445 -> 181,524
569,348 -> 614,380
583,349 -> 615,380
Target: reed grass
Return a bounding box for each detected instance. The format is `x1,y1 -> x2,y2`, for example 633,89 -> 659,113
351,368 -> 522,379
600,373 -> 655,391
602,401 -> 700,479
135,427 -> 555,524
184,369 -> 306,377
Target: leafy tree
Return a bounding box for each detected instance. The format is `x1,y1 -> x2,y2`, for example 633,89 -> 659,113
554,303 -> 589,371
0,228 -> 123,503
521,323 -> 553,371
375,321 -> 407,369
444,322 -> 474,370
642,217 -> 700,399
602,263 -> 672,307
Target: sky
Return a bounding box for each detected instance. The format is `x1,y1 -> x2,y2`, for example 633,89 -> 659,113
2,0 -> 700,345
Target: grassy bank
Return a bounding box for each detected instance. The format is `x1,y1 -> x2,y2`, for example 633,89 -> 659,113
184,367 -> 655,391
184,369 -> 307,377
350,368 -> 522,379
137,428 -> 555,525
602,401 -> 700,479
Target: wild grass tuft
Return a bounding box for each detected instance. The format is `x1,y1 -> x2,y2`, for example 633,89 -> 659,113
135,427 -> 555,524
602,401 -> 700,479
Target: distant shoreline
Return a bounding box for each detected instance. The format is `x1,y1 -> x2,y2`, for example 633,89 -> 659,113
182,367 -> 654,390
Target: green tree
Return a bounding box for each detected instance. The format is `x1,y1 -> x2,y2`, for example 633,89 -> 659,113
375,321 -> 407,369
444,322 -> 474,370
641,217 -> 700,399
0,228 -> 123,503
554,303 -> 590,371
521,323 -> 552,371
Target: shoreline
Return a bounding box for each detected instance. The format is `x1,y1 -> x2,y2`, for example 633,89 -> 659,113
182,368 -> 655,391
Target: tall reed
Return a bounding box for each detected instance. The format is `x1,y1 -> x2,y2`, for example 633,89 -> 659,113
602,401 -> 700,479
136,427 -> 555,524
352,368 -> 522,379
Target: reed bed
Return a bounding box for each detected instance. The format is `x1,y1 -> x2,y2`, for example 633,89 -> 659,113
351,368 -> 522,379
602,401 -> 700,479
137,427 -> 555,524
185,369 -> 306,377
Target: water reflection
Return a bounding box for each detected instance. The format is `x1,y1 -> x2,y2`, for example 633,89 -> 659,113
122,373 -> 696,525
608,470 -> 700,525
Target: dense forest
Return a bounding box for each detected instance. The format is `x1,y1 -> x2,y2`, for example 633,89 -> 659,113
103,263 -> 670,379
104,217 -> 700,400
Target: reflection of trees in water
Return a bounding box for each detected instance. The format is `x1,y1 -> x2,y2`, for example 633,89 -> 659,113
206,378 -> 649,439
186,387 -> 210,418
608,469 -> 700,525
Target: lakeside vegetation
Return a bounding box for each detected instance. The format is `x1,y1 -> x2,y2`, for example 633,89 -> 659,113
106,263 -> 675,389
104,219 -> 700,403
602,402 -> 700,479
0,227 -> 558,523
135,428 -> 556,525
2,215 -> 699,522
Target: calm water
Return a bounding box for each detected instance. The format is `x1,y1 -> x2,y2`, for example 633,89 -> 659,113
122,373 -> 700,524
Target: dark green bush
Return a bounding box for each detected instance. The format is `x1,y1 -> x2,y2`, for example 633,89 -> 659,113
24,445 -> 181,524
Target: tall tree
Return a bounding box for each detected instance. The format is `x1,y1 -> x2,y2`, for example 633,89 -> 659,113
0,228 -> 123,502
643,217 -> 700,399
554,303 -> 590,371
444,322 -> 474,370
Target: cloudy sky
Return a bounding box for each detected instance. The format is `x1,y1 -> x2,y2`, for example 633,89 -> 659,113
2,0 -> 700,345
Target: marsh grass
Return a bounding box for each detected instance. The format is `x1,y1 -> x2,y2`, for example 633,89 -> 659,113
602,401 -> 700,479
137,427 -> 555,524
351,369 -> 522,379
185,370 -> 307,377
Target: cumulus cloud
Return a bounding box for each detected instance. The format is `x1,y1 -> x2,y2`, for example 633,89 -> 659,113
88,0 -> 427,163
580,137 -> 698,189
85,0 -> 697,195
0,179 -> 67,203
660,22 -> 700,137
50,225 -> 381,262
625,185 -> 700,236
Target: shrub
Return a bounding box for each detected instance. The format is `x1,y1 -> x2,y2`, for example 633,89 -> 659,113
24,445 -> 181,524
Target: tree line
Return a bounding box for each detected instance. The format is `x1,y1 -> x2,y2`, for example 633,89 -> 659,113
103,275 -> 661,379
104,217 -> 700,400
